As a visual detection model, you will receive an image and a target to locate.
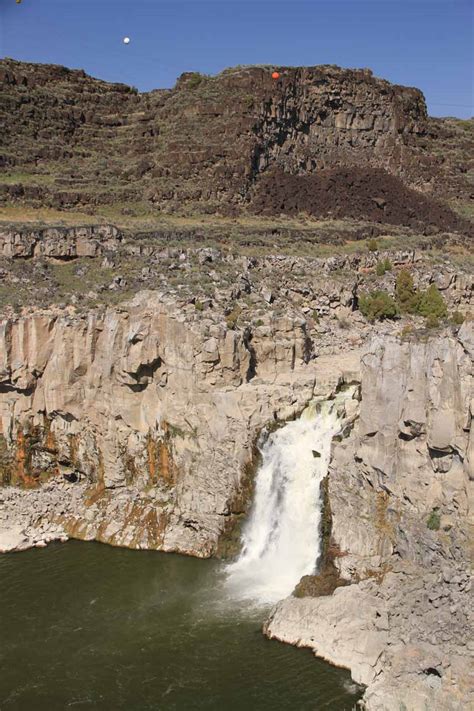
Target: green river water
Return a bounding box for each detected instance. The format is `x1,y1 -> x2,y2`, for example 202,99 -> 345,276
0,541 -> 363,710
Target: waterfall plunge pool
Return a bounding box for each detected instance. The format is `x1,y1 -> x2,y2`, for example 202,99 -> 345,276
1,394 -> 363,709
0,541 -> 363,710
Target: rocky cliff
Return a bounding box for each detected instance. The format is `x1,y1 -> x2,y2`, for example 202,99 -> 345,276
265,324 -> 473,710
0,227 -> 472,708
0,288 -> 363,554
1,60 -> 472,230
1,292 -> 472,709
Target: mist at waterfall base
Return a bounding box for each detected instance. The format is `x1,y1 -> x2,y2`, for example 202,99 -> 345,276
226,397 -> 345,604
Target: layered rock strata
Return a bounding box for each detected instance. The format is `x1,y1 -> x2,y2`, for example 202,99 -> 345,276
0,225 -> 471,333
1,59 -> 472,224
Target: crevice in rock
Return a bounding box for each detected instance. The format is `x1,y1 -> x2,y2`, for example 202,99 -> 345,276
302,326 -> 314,364
243,327 -> 257,382
399,431 -> 416,441
0,383 -> 35,396
125,357 -> 163,391
51,411 -> 78,423
428,446 -> 452,459
423,667 -> 442,678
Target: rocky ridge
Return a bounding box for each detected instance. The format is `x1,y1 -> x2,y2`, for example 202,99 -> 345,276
0,223 -> 471,322
1,60 -> 472,229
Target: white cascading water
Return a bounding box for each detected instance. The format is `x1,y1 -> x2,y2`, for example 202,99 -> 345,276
226,395 -> 348,605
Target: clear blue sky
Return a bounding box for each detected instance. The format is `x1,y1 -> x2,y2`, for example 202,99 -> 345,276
1,0 -> 473,118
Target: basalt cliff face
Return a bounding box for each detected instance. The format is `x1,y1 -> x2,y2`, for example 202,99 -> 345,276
1,288 -> 472,709
266,324 -> 474,710
0,292 -> 329,554
1,59 -> 472,230
0,237 -> 472,710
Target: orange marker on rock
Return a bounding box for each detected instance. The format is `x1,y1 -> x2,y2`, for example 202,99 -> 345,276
272,71 -> 280,80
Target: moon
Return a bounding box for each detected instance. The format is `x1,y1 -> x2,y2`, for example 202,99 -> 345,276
123,37 -> 130,45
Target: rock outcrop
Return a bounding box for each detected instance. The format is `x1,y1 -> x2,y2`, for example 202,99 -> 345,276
0,222 -> 471,325
1,59 -> 472,229
265,323 -> 473,710
0,290 -> 360,555
0,224 -> 121,259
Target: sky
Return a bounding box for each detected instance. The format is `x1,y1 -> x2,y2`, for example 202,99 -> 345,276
0,0 -> 473,118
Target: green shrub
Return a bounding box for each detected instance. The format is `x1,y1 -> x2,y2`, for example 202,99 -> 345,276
187,73 -> 204,89
451,311 -> 465,326
376,258 -> 393,276
425,314 -> 440,329
395,269 -> 419,314
417,284 -> 447,320
359,290 -> 398,322
243,94 -> 255,110
367,239 -> 378,252
426,508 -> 441,531
458,119 -> 474,132
225,304 -> 242,329
194,300 -> 204,311
394,273 -> 447,325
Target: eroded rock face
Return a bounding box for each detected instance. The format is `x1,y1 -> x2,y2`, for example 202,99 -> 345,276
266,324 -> 473,711
0,291 -> 359,555
1,59 -> 471,227
0,225 -> 121,259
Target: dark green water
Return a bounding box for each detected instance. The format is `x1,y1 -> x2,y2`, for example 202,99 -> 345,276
0,541 -> 362,710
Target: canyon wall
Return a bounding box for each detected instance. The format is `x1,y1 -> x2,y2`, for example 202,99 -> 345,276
0,291 -> 359,554
0,223 -> 472,709
1,59 -> 471,223
0,280 -> 472,710
266,323 -> 473,710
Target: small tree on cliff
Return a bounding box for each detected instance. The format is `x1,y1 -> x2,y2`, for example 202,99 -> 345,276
359,291 -> 398,322
395,269 -> 419,314
418,284 -> 448,321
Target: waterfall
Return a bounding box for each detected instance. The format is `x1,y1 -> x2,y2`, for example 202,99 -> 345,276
226,394 -> 349,605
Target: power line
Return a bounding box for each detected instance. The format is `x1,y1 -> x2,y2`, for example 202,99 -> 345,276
429,102 -> 473,108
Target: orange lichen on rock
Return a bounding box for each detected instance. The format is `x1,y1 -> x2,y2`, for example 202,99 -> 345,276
157,440 -> 178,486
147,427 -> 179,487
14,428 -> 31,486
147,433 -> 158,485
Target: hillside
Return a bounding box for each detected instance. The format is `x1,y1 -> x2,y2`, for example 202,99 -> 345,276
0,59 -> 472,233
